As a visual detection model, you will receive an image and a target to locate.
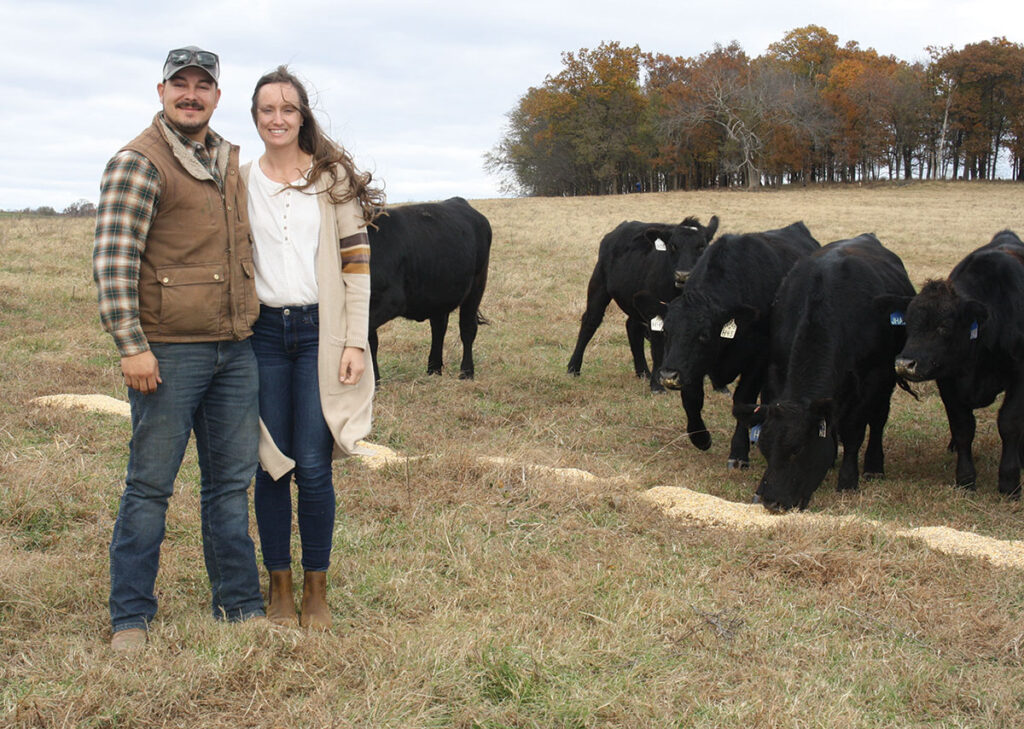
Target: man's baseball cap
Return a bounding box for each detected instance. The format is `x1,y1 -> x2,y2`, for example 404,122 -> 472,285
162,46 -> 220,83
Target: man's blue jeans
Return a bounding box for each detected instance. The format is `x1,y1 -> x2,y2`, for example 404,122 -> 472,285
109,340 -> 264,632
251,305 -> 336,573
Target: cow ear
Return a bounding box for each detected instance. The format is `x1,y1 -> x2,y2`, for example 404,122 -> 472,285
634,290 -> 667,321
643,228 -> 665,248
735,402 -> 762,422
873,293 -> 913,317
809,398 -> 833,418
732,305 -> 761,325
705,215 -> 720,239
963,298 -> 989,326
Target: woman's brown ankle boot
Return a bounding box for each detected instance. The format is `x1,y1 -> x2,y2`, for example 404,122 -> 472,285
300,570 -> 331,630
267,570 -> 299,627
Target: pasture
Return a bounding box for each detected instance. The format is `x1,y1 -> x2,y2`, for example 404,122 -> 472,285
2,182 -> 1024,727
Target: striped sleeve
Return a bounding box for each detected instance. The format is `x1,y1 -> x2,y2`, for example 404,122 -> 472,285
340,230 -> 370,275
339,231 -> 370,349
92,150 -> 159,356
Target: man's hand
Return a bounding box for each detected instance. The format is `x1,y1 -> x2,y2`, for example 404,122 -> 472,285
121,350 -> 162,394
338,346 -> 365,385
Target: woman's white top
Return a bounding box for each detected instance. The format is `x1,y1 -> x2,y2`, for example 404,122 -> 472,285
246,162 -> 322,307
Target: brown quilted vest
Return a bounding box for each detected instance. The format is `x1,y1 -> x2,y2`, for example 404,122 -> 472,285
123,117 -> 258,343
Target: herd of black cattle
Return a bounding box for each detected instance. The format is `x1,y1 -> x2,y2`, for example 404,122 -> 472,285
366,196 -> 1023,512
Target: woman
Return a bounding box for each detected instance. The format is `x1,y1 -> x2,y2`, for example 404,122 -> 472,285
243,66 -> 384,629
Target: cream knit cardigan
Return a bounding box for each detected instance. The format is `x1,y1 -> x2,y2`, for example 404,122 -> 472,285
242,162 -> 376,480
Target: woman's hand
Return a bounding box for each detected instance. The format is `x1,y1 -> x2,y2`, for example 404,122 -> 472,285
338,346 -> 365,385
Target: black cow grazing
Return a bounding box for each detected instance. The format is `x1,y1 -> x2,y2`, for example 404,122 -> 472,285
889,230 -> 1024,499
567,216 -> 719,391
368,197 -> 491,382
743,234 -> 915,511
636,222 -> 820,468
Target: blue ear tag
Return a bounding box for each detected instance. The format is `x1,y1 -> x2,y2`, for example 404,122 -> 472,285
749,424 -> 761,444
890,312 -> 905,326
970,321 -> 979,340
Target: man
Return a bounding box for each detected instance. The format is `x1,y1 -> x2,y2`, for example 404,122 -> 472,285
93,46 -> 264,651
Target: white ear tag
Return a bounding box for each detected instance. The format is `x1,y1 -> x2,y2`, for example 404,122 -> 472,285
654,238 -> 667,251
818,420 -> 827,438
720,319 -> 737,339
650,316 -> 664,332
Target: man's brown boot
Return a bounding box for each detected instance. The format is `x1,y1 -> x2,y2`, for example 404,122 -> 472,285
110,628 -> 147,652
267,570 -> 299,627
299,570 -> 331,630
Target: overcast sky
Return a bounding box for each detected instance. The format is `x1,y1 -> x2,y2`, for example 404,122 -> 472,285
2,0 -> 1020,211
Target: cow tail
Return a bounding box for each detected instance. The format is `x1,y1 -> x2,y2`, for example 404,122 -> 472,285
896,376 -> 919,401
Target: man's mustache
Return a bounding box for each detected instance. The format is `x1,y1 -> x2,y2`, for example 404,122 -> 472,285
176,102 -> 204,110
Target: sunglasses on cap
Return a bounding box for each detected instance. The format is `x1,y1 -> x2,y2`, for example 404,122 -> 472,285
163,47 -> 220,81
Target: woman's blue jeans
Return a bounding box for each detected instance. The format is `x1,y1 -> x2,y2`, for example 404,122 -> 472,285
251,305 -> 336,573
109,340 -> 264,632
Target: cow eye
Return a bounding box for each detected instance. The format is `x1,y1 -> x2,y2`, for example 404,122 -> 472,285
937,326 -> 949,337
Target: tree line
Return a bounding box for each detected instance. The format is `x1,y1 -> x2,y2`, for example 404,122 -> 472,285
486,27 -> 1024,196
7,200 -> 97,217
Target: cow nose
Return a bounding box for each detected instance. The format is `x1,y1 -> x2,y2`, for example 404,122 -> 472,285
659,369 -> 681,389
894,357 -> 917,377
674,270 -> 689,288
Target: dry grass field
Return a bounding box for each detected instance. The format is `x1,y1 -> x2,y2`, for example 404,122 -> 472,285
2,182 -> 1024,728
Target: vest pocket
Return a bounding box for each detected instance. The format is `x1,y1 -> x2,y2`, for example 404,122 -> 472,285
155,263 -> 227,336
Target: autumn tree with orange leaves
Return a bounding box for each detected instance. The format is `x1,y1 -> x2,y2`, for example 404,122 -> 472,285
488,28 -> 1024,195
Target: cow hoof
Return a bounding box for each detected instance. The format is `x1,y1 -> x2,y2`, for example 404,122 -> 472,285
726,459 -> 749,470
427,368 -> 442,376
568,368 -> 581,377
863,471 -> 884,481
458,370 -> 474,380
998,481 -> 1021,499
689,431 -> 712,451
954,480 -> 977,491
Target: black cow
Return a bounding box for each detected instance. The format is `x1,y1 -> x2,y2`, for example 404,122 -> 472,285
889,230 -> 1024,499
743,234 -> 915,511
636,222 -> 820,468
567,216 -> 719,391
368,197 -> 491,382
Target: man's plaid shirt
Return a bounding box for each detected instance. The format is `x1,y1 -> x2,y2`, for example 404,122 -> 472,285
92,114 -> 226,357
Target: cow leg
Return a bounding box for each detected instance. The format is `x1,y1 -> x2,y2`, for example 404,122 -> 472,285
835,408 -> 866,492
369,329 -> 381,385
938,379 -> 977,489
727,372 -> 759,469
457,272 -> 488,380
996,384 -> 1024,498
456,307 -> 478,380
647,330 -> 666,393
862,377 -> 893,480
625,317 -> 653,383
427,313 -> 450,375
567,271 -> 610,376
681,381 -> 711,450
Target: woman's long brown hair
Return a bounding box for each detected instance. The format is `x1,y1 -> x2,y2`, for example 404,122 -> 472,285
250,65 -> 385,225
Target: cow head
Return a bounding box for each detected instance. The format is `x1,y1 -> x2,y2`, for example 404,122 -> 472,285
644,215 -> 718,288
659,291 -> 761,392
743,400 -> 837,511
888,281 -> 988,382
